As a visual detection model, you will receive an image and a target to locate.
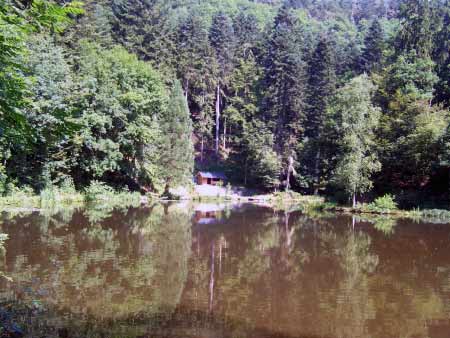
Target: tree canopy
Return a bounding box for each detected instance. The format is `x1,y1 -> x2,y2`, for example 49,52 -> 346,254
1,0 -> 450,205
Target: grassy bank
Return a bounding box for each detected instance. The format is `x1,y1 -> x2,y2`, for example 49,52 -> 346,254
0,181 -> 145,213
306,194 -> 450,223
2,184 -> 450,224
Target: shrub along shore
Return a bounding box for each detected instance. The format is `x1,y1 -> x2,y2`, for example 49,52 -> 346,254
1,185 -> 450,224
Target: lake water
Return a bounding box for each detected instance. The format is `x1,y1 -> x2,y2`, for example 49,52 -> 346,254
1,202 -> 450,338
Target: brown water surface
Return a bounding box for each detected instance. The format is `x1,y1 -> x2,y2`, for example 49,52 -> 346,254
1,203 -> 450,338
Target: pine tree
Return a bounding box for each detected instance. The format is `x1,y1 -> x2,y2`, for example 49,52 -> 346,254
433,1 -> 450,106
21,36 -> 76,188
160,80 -> 194,194
176,13 -> 217,161
360,19 -> 385,73
435,58 -> 450,107
233,12 -> 260,59
177,14 -> 212,98
261,4 -> 308,160
303,35 -> 337,194
209,11 -> 235,155
111,0 -> 176,70
224,55 -> 260,163
395,0 -> 433,58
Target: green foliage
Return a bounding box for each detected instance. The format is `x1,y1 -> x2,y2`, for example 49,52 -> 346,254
331,75 -> 381,206
368,194 -> 398,212
395,0 -> 434,57
372,216 -> 397,235
84,180 -> 115,202
261,4 -> 308,158
242,122 -> 281,190
72,42 -> 167,190
360,19 -> 385,73
0,0 -> 83,141
159,80 -> 195,192
302,35 -> 337,192
420,208 -> 450,223
1,0 -> 450,203
383,51 -> 438,103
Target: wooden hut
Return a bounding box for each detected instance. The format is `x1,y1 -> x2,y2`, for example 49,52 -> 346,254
196,171 -> 227,186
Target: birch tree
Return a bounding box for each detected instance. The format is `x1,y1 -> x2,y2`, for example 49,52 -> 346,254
332,75 -> 381,207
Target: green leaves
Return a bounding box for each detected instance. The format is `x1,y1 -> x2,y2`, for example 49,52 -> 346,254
26,0 -> 84,33
159,80 -> 194,191
72,42 -> 168,189
331,75 -> 381,204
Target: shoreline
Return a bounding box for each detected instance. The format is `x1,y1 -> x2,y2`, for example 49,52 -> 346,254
0,190 -> 449,223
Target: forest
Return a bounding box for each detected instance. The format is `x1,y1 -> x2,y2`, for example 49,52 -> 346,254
2,0 -> 450,206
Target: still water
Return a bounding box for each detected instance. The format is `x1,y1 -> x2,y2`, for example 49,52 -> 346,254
1,202 -> 450,338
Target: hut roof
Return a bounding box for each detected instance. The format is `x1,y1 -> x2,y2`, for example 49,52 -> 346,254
197,171 -> 227,180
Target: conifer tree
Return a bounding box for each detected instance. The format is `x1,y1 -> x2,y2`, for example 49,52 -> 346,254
176,13 -> 217,161
209,11 -> 235,155
233,12 -> 260,59
261,4 -> 308,159
303,36 -> 337,194
111,0 -> 175,70
434,2 -> 450,106
395,0 -> 433,57
160,81 -> 194,194
360,19 -> 385,73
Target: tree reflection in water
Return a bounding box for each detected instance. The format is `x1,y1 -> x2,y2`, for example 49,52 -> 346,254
0,203 -> 450,338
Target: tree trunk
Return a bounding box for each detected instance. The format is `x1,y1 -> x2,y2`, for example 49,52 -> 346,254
164,180 -> 171,198
215,84 -> 220,155
244,158 -> 248,186
352,193 -> 357,208
351,0 -> 357,23
286,156 -> 296,192
223,116 -> 227,150
313,149 -> 321,196
286,169 -> 291,192
201,136 -> 204,162
185,79 -> 189,100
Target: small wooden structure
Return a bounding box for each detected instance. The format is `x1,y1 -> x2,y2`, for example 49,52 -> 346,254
196,171 -> 227,186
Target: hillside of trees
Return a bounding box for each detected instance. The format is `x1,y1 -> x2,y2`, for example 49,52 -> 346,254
2,0 -> 450,206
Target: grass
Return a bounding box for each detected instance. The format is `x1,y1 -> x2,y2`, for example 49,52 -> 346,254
2,184 -> 450,224
0,181 -> 144,213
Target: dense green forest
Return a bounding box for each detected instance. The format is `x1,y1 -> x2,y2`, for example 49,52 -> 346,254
2,0 -> 450,206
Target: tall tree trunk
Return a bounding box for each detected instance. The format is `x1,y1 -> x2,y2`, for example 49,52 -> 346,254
313,148 -> 321,196
185,79 -> 189,100
200,136 -> 204,162
286,156 -> 296,192
244,158 -> 248,186
164,178 -> 171,198
286,169 -> 291,192
351,0 -> 357,23
352,193 -> 357,208
215,84 -> 220,155
223,116 -> 227,150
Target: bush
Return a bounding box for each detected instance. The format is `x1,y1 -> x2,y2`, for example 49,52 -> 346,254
419,209 -> 450,223
84,181 -> 115,202
368,194 -> 398,212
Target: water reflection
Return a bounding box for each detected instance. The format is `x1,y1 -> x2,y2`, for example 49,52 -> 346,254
0,203 -> 450,338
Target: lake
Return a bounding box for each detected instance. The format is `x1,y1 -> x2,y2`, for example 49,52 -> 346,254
1,202 -> 450,338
